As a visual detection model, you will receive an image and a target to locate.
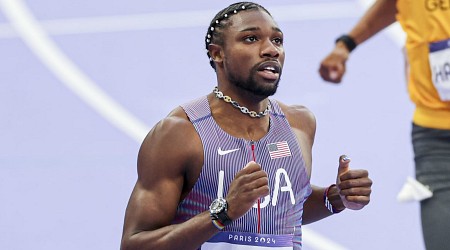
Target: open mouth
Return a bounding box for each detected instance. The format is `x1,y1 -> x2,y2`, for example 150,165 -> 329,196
257,61 -> 281,80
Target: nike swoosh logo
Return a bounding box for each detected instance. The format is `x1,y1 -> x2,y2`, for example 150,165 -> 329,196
217,147 -> 240,156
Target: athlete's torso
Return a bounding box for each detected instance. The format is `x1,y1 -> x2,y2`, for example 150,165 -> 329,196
175,96 -> 312,249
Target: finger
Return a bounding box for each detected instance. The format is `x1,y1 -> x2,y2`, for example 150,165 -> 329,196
228,178 -> 270,203
339,169 -> 370,182
329,71 -> 339,81
342,195 -> 371,205
318,66 -> 331,81
248,169 -> 268,180
236,179 -> 269,195
319,66 -> 340,83
338,178 -> 372,191
243,161 -> 258,169
251,185 -> 270,198
240,171 -> 268,188
233,168 -> 268,190
334,62 -> 345,81
338,186 -> 372,196
338,155 -> 351,177
236,161 -> 261,176
229,186 -> 270,207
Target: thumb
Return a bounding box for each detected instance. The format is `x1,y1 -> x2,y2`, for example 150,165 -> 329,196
337,155 -> 351,177
243,161 -> 256,169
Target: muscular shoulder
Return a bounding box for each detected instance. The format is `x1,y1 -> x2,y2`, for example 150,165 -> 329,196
137,106 -> 203,186
143,106 -> 197,148
276,100 -> 316,136
149,106 -> 197,142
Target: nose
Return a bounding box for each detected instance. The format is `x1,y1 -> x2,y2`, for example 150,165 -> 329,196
260,39 -> 280,58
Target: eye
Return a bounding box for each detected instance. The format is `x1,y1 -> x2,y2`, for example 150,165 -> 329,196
244,36 -> 258,42
273,37 -> 283,45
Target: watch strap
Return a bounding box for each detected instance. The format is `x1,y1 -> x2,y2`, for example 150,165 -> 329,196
210,199 -> 233,230
211,217 -> 226,230
335,34 -> 357,52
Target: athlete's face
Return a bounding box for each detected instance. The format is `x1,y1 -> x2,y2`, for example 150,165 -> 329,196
221,10 -> 285,97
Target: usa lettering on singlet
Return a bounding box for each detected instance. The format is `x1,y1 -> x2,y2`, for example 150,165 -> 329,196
176,96 -> 312,250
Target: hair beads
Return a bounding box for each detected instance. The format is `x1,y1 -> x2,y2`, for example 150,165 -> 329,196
205,2 -> 271,69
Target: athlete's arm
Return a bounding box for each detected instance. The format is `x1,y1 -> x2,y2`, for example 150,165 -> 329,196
282,103 -> 338,224
120,108 -> 218,250
303,185 -> 343,224
282,103 -> 372,224
347,0 -> 398,47
303,157 -> 372,224
120,107 -> 271,250
319,0 -> 398,82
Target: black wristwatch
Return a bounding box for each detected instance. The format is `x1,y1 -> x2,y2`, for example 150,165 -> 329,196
209,198 -> 232,230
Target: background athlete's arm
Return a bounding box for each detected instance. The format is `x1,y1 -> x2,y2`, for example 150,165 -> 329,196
319,0 -> 398,83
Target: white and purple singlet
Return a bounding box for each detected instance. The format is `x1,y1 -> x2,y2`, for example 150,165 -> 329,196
177,96 -> 312,250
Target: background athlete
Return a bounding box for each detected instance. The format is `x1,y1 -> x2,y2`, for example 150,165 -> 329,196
319,1 -> 450,249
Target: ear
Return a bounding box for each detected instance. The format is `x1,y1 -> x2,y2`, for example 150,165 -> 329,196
208,43 -> 224,67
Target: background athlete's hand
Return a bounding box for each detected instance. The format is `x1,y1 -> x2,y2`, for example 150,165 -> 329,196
336,155 -> 372,210
225,161 -> 269,220
318,44 -> 349,83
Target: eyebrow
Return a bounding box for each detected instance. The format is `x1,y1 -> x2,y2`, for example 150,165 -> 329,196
239,26 -> 283,34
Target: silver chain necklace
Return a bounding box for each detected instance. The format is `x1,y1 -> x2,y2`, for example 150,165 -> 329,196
213,86 -> 271,118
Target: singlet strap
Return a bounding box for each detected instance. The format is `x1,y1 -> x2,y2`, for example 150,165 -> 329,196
182,95 -> 286,122
181,96 -> 211,123
268,99 -> 285,117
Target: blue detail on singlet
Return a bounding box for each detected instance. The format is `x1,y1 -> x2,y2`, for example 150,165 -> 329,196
176,96 -> 312,250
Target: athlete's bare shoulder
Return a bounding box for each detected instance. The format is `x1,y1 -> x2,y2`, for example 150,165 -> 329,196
275,100 -> 316,135
143,106 -> 198,148
137,106 -> 203,186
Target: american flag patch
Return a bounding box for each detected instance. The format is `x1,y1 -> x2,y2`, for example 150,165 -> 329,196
267,141 -> 291,159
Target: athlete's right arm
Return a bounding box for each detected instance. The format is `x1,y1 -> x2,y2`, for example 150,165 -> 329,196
120,108 -> 219,250
120,106 -> 270,250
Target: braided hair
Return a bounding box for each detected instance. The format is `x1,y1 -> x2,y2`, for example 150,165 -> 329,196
205,2 -> 271,70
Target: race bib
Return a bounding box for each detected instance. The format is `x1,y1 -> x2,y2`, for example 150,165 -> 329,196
201,231 -> 293,250
428,38 -> 450,101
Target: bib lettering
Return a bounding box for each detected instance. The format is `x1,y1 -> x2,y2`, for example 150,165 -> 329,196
428,38 -> 450,101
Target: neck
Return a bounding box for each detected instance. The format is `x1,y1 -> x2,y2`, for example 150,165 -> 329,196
213,86 -> 271,118
208,88 -> 271,141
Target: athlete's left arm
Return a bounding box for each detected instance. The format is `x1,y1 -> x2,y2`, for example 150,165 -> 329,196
282,103 -> 372,224
282,103 -> 336,223
281,103 -> 315,178
303,157 -> 372,224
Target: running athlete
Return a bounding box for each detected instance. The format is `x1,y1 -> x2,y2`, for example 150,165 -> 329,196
121,2 -> 372,250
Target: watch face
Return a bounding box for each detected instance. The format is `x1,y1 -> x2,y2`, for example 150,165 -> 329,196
210,198 -> 226,214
